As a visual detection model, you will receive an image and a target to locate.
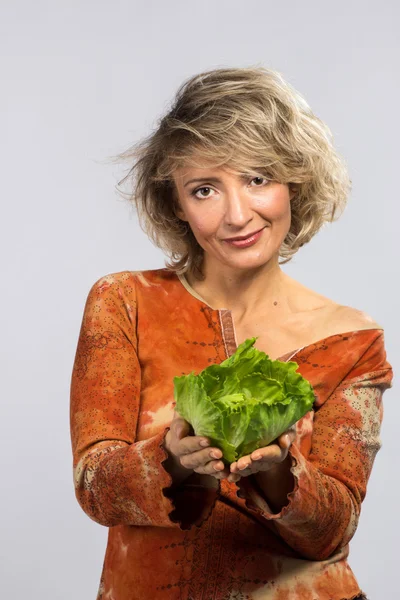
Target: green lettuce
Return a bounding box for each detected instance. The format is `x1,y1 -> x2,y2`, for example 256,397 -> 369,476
173,337 -> 315,463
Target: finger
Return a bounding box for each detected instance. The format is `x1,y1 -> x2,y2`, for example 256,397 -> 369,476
173,410 -> 194,434
171,409 -> 183,424
237,456 -> 253,471
172,418 -> 196,442
287,424 -> 296,437
172,417 -> 191,440
230,459 -> 253,472
251,444 -> 286,463
211,464 -> 230,479
195,459 -> 229,478
230,458 -> 256,477
180,447 -> 223,469
277,434 -> 290,449
230,445 -> 286,476
176,434 -> 213,456
277,429 -> 296,449
227,473 -> 241,483
231,465 -> 254,477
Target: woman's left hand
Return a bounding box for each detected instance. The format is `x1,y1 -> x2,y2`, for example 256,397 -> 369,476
227,426 -> 296,483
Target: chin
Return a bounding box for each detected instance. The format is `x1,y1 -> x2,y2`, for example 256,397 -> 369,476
220,251 -> 274,271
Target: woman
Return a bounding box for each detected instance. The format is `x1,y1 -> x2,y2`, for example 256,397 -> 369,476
70,66 -> 393,600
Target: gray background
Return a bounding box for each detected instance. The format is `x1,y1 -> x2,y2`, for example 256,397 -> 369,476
1,1 -> 398,598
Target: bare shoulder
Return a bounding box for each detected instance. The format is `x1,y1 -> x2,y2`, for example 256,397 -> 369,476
330,304 -> 383,332
287,277 -> 383,335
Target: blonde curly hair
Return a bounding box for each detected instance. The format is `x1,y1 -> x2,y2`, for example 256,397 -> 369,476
112,65 -> 351,280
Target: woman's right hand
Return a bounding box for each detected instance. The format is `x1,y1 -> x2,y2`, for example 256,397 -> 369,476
164,411 -> 230,485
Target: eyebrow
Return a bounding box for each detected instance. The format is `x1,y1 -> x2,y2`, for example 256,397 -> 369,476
183,174 -> 250,188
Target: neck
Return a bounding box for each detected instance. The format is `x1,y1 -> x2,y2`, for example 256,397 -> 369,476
185,258 -> 291,321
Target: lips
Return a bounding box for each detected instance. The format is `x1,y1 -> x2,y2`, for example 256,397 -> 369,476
223,227 -> 266,248
223,227 -> 265,242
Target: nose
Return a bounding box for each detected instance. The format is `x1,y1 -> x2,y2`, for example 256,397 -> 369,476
224,186 -> 253,229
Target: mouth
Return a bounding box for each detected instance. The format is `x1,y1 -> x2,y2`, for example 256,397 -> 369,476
222,226 -> 267,248
223,227 -> 266,242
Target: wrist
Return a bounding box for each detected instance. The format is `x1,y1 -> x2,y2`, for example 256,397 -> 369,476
253,455 -> 294,513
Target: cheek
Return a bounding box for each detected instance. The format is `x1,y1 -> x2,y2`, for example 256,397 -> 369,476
253,191 -> 291,219
188,207 -> 220,235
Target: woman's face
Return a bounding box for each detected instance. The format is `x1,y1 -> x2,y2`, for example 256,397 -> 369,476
172,163 -> 295,274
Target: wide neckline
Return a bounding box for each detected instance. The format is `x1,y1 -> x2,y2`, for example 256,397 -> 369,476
176,272 -> 384,362
177,272 -> 224,310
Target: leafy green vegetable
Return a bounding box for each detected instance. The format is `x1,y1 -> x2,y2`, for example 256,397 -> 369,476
173,337 -> 315,463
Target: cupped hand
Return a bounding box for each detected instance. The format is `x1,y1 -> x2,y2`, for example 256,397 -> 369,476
227,426 -> 296,483
164,411 -> 230,482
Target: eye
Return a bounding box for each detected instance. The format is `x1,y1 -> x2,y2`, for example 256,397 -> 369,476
249,176 -> 270,187
190,175 -> 270,200
190,186 -> 215,200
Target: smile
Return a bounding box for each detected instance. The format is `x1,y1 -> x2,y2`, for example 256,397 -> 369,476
223,227 -> 266,248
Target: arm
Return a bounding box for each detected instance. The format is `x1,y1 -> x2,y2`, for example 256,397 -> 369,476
235,335 -> 393,560
70,274 -> 217,529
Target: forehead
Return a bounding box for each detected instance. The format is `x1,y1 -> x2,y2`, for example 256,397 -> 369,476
172,163 -> 243,185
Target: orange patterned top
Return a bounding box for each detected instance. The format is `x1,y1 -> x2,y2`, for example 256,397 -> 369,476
70,268 -> 394,600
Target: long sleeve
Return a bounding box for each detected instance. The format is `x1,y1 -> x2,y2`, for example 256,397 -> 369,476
70,274 -> 191,528
236,333 -> 394,560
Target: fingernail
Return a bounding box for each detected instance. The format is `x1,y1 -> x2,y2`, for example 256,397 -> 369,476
252,453 -> 261,460
200,440 -> 210,447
